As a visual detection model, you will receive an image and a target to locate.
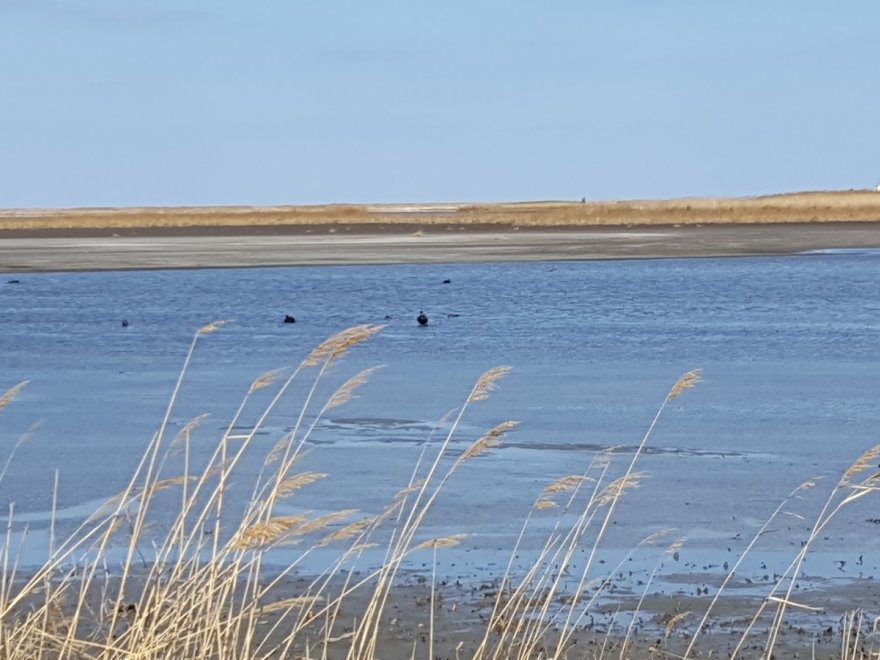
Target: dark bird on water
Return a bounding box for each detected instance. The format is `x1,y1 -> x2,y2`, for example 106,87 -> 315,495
121,319 -> 129,328
442,278 -> 451,284
417,311 -> 428,326
284,314 -> 296,324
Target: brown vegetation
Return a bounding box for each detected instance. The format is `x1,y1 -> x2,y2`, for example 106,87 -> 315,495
2,190 -> 880,233
1,328 -> 878,658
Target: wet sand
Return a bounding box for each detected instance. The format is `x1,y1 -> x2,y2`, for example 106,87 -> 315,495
1,222 -> 879,273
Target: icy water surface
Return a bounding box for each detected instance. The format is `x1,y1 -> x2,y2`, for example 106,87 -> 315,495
1,253 -> 879,582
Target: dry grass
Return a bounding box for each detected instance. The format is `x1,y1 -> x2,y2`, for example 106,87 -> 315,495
0,327 -> 878,658
2,189 -> 880,232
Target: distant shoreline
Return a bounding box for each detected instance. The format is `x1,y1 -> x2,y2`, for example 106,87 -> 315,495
2,190 -> 879,272
2,221 -> 879,273
1,189 -> 880,234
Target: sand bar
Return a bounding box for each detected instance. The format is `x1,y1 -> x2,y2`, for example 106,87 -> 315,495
2,191 -> 880,272
1,222 -> 879,273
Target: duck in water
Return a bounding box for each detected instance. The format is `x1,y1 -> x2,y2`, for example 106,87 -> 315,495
417,311 -> 428,326
284,314 -> 296,324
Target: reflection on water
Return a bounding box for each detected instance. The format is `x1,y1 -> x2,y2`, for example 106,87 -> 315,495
0,253 -> 879,575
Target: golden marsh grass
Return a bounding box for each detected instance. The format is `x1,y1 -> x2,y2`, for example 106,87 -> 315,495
2,189 -> 880,232
0,326 -> 878,658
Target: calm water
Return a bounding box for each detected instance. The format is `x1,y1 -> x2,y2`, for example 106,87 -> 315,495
1,252 -> 879,575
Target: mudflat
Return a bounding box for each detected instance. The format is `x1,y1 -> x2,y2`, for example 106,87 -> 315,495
0,222 -> 878,273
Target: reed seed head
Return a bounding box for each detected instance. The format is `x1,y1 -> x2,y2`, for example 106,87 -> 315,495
468,366 -> 512,402
667,369 -> 701,401
349,542 -> 379,553
542,475 -> 592,495
275,472 -> 328,498
325,366 -> 382,411
139,475 -> 198,500
414,533 -> 468,551
249,369 -> 283,394
640,529 -> 673,546
842,443 -> 880,484
230,514 -> 310,549
594,446 -> 619,469
265,432 -> 295,465
666,537 -> 686,555
456,420 -> 518,465
318,516 -> 375,546
301,325 -> 384,368
287,509 -> 358,539
0,380 -> 29,412
393,480 -> 425,501
170,413 -> 209,449
596,472 -> 647,506
795,479 -> 818,493
197,320 -> 229,335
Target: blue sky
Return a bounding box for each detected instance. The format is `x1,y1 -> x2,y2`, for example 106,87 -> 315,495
1,1 -> 878,207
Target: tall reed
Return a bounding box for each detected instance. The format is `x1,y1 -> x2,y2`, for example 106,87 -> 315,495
0,330 -> 877,659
